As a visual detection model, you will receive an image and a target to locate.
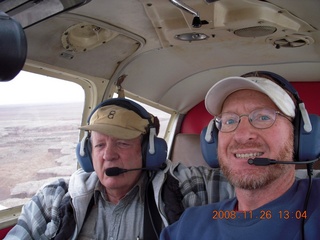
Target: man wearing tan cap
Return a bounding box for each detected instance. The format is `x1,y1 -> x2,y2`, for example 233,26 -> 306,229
6,98 -> 234,240
160,71 -> 320,240
78,104 -> 160,204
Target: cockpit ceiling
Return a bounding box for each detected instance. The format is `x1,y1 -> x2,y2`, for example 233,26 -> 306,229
24,14 -> 143,80
142,0 -> 316,47
2,0 -> 319,113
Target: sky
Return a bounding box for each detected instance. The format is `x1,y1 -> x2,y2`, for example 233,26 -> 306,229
0,71 -> 84,105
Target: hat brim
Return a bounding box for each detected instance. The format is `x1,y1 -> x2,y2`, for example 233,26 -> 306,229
79,124 -> 142,139
205,76 -> 295,117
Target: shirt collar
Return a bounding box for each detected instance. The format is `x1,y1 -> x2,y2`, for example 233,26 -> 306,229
94,172 -> 149,204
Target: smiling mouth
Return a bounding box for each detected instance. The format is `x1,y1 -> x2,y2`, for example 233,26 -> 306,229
235,152 -> 263,159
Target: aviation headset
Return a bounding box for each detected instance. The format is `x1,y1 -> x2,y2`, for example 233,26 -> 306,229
201,71 -> 320,168
76,98 -> 167,172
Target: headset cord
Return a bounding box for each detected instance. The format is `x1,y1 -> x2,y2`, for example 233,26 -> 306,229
145,171 -> 161,240
301,162 -> 314,240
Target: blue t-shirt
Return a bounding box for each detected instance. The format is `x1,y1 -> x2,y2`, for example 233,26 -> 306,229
160,179 -> 320,240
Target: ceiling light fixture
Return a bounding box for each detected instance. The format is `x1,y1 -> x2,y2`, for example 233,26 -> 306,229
175,32 -> 208,41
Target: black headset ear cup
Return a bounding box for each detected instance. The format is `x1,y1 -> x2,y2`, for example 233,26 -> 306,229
298,114 -> 320,161
200,120 -> 219,168
76,134 -> 94,172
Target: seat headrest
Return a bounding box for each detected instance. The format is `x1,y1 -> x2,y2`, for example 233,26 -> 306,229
171,133 -> 210,167
0,11 -> 27,82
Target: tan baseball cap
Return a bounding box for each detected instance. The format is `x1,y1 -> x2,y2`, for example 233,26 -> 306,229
205,76 -> 296,117
79,105 -> 150,139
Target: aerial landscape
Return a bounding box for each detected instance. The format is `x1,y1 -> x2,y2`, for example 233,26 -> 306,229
0,102 -> 82,208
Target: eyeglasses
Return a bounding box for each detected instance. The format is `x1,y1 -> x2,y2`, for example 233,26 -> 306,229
215,108 -> 290,133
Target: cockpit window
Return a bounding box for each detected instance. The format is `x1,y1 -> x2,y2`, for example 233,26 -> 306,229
0,71 -> 84,209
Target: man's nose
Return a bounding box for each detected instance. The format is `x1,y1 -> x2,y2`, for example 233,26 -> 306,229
103,142 -> 119,161
233,116 -> 257,142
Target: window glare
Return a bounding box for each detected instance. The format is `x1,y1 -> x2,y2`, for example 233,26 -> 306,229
0,71 -> 84,105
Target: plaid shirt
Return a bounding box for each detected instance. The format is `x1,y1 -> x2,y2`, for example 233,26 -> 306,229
171,163 -> 235,207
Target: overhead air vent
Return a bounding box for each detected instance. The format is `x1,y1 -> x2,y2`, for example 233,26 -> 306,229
266,34 -> 314,49
234,26 -> 277,37
61,23 -> 118,52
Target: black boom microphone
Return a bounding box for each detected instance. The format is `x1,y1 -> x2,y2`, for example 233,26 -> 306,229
105,167 -> 148,176
105,163 -> 167,176
248,158 -> 319,166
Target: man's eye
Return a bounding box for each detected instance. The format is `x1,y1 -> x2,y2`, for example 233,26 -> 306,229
258,115 -> 271,121
94,143 -> 104,148
225,118 -> 236,125
117,141 -> 131,148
